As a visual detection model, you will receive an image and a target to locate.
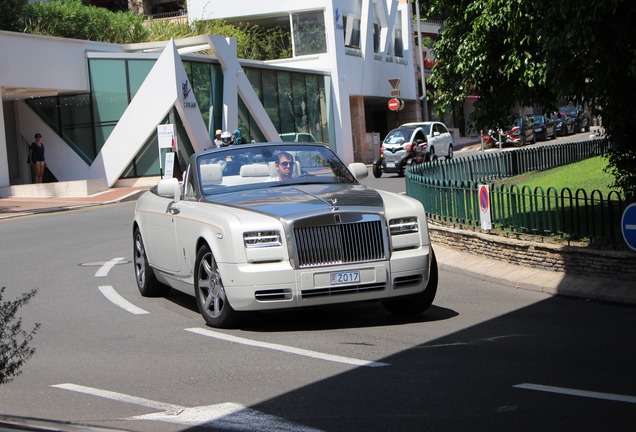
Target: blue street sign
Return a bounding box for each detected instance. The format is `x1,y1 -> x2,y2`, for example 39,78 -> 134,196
621,203 -> 636,251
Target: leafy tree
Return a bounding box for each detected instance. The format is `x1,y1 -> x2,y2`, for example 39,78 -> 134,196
23,0 -> 147,44
145,18 -> 291,60
426,0 -> 636,199
0,287 -> 40,385
0,0 -> 27,32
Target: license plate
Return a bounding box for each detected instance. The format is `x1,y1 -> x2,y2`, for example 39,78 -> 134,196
330,271 -> 360,285
386,162 -> 395,168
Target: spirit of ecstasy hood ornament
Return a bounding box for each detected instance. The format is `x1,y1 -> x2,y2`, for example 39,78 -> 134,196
330,198 -> 339,211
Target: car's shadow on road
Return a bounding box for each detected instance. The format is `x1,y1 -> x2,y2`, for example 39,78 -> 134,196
164,288 -> 458,331
241,303 -> 458,332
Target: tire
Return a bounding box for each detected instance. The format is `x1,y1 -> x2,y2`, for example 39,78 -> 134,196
133,227 -> 170,297
551,128 -> 557,140
513,137 -> 524,147
372,163 -> 382,178
194,244 -> 240,328
447,144 -> 454,159
383,249 -> 438,316
425,148 -> 436,162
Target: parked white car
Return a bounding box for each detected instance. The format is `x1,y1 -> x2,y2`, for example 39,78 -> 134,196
400,121 -> 454,160
133,143 -> 438,328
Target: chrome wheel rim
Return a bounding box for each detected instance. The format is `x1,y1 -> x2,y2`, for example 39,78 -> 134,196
197,252 -> 226,318
134,232 -> 146,287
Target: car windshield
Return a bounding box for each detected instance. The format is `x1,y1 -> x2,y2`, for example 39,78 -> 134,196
533,115 -> 545,124
196,144 -> 356,196
560,106 -> 577,116
383,128 -> 415,144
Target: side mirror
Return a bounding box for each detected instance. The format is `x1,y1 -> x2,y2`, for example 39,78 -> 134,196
348,162 -> 369,180
157,178 -> 181,203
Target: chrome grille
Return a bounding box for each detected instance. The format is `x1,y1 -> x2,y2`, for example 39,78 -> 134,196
294,219 -> 386,268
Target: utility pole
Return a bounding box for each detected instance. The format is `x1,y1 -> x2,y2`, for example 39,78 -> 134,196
415,0 -> 429,121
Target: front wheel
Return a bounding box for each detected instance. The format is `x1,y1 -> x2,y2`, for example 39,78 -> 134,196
382,249 -> 438,316
425,148 -> 437,162
194,244 -> 240,328
133,227 -> 169,297
372,163 -> 382,178
447,144 -> 454,159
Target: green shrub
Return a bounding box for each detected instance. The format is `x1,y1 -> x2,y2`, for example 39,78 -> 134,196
0,287 -> 40,385
24,0 -> 147,44
0,0 -> 27,32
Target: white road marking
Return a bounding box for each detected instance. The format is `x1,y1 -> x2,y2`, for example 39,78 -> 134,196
514,383 -> 636,404
52,383 -> 322,431
185,327 -> 389,367
52,383 -> 182,412
95,257 -> 125,277
98,285 -> 149,315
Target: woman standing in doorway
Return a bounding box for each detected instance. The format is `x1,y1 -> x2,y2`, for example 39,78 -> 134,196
28,133 -> 45,183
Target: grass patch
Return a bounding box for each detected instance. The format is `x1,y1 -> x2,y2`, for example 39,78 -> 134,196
497,156 -> 623,198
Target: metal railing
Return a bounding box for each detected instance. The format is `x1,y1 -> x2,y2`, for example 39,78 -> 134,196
405,138 -> 627,246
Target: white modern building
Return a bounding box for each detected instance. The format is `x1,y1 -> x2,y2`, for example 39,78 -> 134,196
1,0 -> 427,195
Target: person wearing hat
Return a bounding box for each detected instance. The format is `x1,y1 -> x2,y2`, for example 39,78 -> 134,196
220,131 -> 232,146
232,129 -> 247,145
212,129 -> 223,148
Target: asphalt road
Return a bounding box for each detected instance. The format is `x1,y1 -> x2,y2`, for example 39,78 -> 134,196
1,180 -> 634,431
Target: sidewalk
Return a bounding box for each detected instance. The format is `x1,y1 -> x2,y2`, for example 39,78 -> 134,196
0,186 -> 145,219
1,183 -> 634,306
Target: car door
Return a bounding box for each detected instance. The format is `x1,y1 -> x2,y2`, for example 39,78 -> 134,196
435,123 -> 452,155
426,123 -> 441,156
143,188 -> 182,273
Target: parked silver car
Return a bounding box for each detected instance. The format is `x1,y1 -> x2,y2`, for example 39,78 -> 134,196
400,121 -> 455,160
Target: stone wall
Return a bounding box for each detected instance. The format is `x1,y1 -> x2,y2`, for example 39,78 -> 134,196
429,223 -> 636,281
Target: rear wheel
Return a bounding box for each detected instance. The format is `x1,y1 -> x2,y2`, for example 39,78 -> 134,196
447,144 -> 454,159
133,227 -> 169,297
383,249 -> 438,316
194,244 -> 240,328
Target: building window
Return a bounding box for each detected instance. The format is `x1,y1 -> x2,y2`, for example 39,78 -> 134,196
292,11 -> 327,56
394,27 -> 404,58
343,15 -> 361,49
373,23 -> 381,53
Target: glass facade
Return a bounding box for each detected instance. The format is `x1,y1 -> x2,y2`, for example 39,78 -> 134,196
26,55 -> 332,178
292,11 -> 327,56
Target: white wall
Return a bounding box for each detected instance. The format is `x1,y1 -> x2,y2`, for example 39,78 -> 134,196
0,31 -> 119,95
187,0 -> 415,163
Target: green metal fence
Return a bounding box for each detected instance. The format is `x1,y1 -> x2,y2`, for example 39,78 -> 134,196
405,138 -> 627,246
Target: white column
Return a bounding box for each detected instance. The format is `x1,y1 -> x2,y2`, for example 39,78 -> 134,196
0,100 -> 10,187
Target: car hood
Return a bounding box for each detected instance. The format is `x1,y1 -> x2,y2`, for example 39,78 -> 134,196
202,183 -> 384,219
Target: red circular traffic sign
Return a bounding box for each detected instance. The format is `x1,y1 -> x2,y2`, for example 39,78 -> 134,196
388,98 -> 400,111
479,185 -> 489,213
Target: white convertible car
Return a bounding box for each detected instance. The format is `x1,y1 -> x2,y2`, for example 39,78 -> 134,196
133,143 -> 438,328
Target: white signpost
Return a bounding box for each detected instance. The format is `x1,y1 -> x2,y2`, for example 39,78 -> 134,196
478,184 -> 492,230
157,124 -> 175,178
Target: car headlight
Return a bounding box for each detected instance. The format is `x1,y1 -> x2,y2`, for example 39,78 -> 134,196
243,231 -> 282,248
389,217 -> 419,235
